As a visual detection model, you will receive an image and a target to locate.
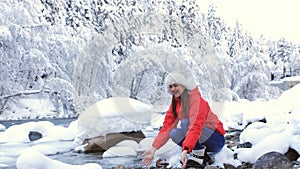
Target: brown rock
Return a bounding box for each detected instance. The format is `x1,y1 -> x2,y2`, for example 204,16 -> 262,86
204,166 -> 218,169
82,130 -> 145,153
223,163 -> 237,169
236,162 -> 253,169
285,147 -> 300,161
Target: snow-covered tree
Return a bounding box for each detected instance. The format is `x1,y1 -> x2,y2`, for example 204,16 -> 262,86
288,45 -> 300,76
268,38 -> 298,79
0,0 -> 298,118
207,4 -> 228,47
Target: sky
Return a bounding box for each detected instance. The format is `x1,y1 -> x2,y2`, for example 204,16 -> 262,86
196,0 -> 300,44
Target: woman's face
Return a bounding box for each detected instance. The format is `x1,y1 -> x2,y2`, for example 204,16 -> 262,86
169,84 -> 185,97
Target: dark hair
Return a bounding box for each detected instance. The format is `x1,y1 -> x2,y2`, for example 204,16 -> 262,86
171,88 -> 189,118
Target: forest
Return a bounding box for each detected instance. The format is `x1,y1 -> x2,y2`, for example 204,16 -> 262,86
0,0 -> 299,119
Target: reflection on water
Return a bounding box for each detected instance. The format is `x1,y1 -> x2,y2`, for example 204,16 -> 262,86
51,151 -> 144,168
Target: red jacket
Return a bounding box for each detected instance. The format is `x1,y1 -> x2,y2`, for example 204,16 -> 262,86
152,86 -> 226,153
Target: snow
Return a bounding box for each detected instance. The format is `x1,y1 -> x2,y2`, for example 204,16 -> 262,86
3,0 -> 298,121
16,150 -> 102,169
1,0 -> 299,167
239,122 -> 274,145
76,97 -> 153,140
284,76 -> 300,81
17,144 -> 58,155
0,85 -> 300,168
103,146 -> 137,157
115,140 -> 140,151
0,120 -> 75,143
1,98 -> 58,120
0,26 -> 12,41
213,147 -> 241,167
235,129 -> 291,163
0,124 -> 5,131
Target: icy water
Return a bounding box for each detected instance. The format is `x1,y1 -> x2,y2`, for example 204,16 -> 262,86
0,118 -> 148,169
2,119 -> 300,169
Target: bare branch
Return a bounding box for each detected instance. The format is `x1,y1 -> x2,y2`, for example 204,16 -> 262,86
0,89 -> 50,100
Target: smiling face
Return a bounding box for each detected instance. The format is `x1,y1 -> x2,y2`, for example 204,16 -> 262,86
169,84 -> 185,97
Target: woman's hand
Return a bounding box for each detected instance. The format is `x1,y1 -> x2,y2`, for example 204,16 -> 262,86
181,150 -> 188,169
142,147 -> 157,166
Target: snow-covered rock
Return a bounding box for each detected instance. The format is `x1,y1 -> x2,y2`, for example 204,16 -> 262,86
77,97 -> 152,139
0,121 -> 74,143
235,128 -> 291,163
17,144 -> 57,155
0,123 -> 6,131
115,140 -> 140,151
102,146 -> 137,157
16,150 -> 102,169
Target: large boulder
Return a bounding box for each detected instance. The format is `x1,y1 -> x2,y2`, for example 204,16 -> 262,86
82,130 -> 145,153
75,97 -> 152,152
77,97 -> 152,139
253,151 -> 293,169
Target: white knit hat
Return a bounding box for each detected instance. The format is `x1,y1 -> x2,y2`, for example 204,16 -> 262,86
165,70 -> 197,94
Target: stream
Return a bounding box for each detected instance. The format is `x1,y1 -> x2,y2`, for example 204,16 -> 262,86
0,118 -> 150,169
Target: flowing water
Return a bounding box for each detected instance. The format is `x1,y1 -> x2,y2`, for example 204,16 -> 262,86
0,118 -> 148,169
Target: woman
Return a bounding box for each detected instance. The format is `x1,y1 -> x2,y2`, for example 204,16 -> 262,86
142,71 -> 226,168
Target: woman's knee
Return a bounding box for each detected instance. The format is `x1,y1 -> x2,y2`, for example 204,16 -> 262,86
203,134 -> 225,152
180,118 -> 189,131
181,118 -> 189,126
170,128 -> 184,144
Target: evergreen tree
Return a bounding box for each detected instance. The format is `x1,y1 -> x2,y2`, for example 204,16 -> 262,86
269,38 -> 294,78
207,4 -> 228,47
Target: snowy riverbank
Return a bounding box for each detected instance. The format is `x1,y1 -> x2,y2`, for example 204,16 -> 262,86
1,85 -> 300,168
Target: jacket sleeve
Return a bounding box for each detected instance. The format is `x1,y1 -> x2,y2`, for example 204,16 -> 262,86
152,104 -> 178,150
182,87 -> 209,152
